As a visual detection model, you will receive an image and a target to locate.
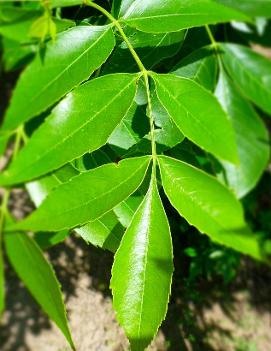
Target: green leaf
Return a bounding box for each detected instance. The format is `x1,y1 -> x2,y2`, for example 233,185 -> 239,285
26,163 -> 122,252
0,74 -> 138,185
108,101 -> 149,151
0,7 -> 42,42
0,242 -> 4,316
220,43 -> 271,115
216,69 -> 269,198
2,37 -> 35,72
8,156 -> 151,232
152,73 -> 238,163
114,193 -> 144,228
121,0 -> 249,33
26,164 -> 79,207
111,178 -> 173,351
50,0 -> 83,8
76,211 -> 124,252
34,230 -> 70,250
4,231 -> 74,349
103,29 -> 185,74
2,25 -> 115,132
158,155 -> 263,260
151,89 -> 184,150
0,6 -> 74,43
172,46 -> 218,91
217,0 -> 271,17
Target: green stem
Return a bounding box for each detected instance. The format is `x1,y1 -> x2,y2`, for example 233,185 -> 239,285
205,25 -> 223,69
205,25 -> 217,47
86,1 -> 157,169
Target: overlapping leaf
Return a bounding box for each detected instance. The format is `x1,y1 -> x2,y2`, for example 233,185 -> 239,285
220,43 -> 271,115
2,25 -> 116,131
159,156 -> 263,260
103,29 -> 185,74
111,178 -> 173,351
0,74 -> 138,185
152,73 -> 238,163
121,0 -> 249,33
216,70 -> 269,198
8,157 -> 151,232
172,46 -> 217,91
217,0 -> 271,17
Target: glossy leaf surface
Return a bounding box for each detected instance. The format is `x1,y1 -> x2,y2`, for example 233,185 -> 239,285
172,46 -> 217,91
220,43 -> 271,115
216,70 -> 269,198
217,0 -> 271,17
2,25 -> 115,131
159,156 -> 262,260
4,231 -> 74,349
103,29 -> 185,73
111,178 -> 173,351
152,73 -> 238,163
76,212 -> 124,252
8,157 -> 151,232
0,74 -> 138,185
122,0 -> 249,33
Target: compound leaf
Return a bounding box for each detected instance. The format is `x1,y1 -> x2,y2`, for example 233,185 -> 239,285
159,156 -> 262,260
8,156 -> 151,232
152,73 -> 238,163
2,25 -> 115,131
0,74 -> 138,185
111,178 -> 173,351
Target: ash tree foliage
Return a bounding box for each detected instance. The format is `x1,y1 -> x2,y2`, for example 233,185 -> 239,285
0,0 -> 271,350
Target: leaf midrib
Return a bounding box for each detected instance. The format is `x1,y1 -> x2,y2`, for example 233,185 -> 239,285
7,76 -> 137,181
13,27 -> 112,121
38,158 -> 150,227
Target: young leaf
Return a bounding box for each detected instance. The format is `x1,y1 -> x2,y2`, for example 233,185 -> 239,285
0,6 -> 74,43
111,178 -> 173,351
8,157 -> 151,232
0,74 -> 138,185
216,70 -> 269,198
172,46 -> 218,91
76,211 -> 124,252
220,43 -> 271,115
158,156 -> 263,260
121,0 -> 249,33
152,73 -> 238,163
4,231 -> 74,349
2,25 -> 115,131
